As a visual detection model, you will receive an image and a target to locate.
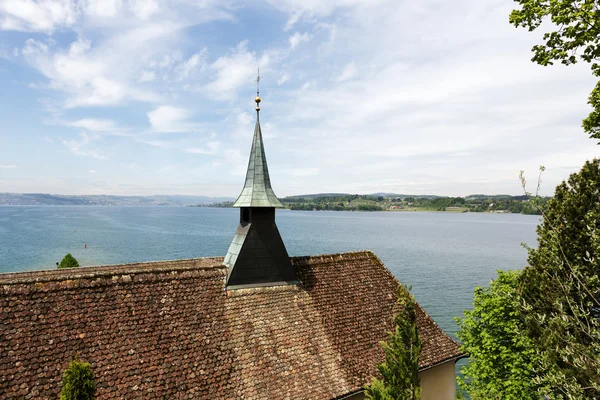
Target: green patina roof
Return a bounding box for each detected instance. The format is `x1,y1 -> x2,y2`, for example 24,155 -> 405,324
233,113 -> 283,208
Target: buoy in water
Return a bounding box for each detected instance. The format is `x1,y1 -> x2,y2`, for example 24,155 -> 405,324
84,244 -> 87,249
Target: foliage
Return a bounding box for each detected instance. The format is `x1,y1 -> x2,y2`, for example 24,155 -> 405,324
518,159 -> 600,398
510,0 -> 600,141
365,286 -> 421,400
58,253 -> 80,269
281,194 -> 547,214
60,355 -> 96,400
455,270 -> 539,400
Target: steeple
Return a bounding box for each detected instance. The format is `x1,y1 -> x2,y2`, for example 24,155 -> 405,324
231,92 -> 283,208
224,73 -> 297,288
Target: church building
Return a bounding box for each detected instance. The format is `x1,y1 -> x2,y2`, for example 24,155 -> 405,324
0,93 -> 464,399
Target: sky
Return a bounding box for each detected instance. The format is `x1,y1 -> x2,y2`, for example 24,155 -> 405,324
0,0 -> 598,198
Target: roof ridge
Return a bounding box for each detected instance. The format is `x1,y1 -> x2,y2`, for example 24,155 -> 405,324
0,251 -> 378,285
291,250 -> 376,263
0,257 -> 225,285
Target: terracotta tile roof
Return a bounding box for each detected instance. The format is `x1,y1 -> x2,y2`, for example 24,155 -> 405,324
0,251 -> 463,399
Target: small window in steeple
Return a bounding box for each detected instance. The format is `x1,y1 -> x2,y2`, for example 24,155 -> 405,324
241,208 -> 250,225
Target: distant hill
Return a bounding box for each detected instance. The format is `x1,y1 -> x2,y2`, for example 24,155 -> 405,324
0,192 -> 539,207
0,193 -> 234,206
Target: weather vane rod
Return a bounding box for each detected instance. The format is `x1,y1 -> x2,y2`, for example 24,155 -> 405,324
255,67 -> 262,112
256,67 -> 262,97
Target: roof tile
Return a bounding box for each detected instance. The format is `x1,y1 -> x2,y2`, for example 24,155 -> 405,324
0,251 -> 463,399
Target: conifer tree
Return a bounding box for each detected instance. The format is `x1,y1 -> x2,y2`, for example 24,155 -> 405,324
60,355 -> 96,400
518,159 -> 600,398
58,253 -> 79,269
365,286 -> 421,400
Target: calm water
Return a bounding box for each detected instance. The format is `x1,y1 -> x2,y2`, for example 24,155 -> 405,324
0,206 -> 539,339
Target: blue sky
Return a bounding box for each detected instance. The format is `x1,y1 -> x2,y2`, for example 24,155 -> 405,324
0,0 -> 598,197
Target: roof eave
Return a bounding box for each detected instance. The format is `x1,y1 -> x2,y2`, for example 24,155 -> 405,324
418,352 -> 468,372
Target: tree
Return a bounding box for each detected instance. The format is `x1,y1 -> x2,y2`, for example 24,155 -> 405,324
60,355 -> 96,400
518,159 -> 600,398
510,0 -> 600,142
365,286 -> 421,400
455,270 -> 539,400
58,253 -> 80,269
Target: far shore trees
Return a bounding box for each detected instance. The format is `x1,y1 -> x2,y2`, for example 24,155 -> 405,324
58,253 -> 80,269
365,286 -> 421,400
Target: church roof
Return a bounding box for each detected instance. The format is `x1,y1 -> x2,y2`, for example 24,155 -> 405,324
0,251 -> 463,399
232,112 -> 283,208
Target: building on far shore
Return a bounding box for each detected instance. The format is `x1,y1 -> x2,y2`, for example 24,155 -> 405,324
0,94 -> 464,399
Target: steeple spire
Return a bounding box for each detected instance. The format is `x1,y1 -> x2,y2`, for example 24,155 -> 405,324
224,80 -> 297,288
232,71 -> 283,208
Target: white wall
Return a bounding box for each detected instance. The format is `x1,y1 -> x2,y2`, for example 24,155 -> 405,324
419,361 -> 456,400
340,360 -> 456,400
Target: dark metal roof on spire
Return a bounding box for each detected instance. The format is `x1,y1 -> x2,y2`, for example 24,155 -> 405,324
232,79 -> 283,208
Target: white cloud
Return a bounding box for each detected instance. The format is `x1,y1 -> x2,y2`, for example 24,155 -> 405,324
278,72 -> 290,86
301,80 -> 314,90
175,49 -> 207,80
223,148 -> 247,177
0,164 -> 17,169
267,0 -> 388,30
137,139 -> 172,148
19,24 -> 180,107
61,133 -> 108,160
156,51 -> 182,69
147,105 -> 191,132
0,0 -> 80,33
185,141 -> 220,155
84,0 -> 123,18
67,36 -> 91,56
289,32 -> 311,50
129,0 -> 159,20
138,69 -> 156,82
68,118 -> 119,132
206,41 -> 268,100
121,162 -> 144,172
237,112 -> 252,126
88,169 -> 96,173
21,38 -> 49,55
334,61 -> 356,82
284,167 -> 319,177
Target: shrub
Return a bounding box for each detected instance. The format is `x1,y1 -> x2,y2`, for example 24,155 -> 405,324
60,355 -> 96,400
58,253 -> 79,269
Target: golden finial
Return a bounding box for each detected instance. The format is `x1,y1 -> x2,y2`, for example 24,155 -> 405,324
255,68 -> 261,111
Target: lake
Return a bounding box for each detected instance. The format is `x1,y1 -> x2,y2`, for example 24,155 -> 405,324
0,206 -> 540,340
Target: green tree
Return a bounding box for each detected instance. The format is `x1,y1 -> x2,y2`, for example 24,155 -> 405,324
58,253 -> 80,269
510,0 -> 600,142
365,286 -> 421,400
518,159 -> 600,398
455,270 -> 539,400
60,355 -> 96,400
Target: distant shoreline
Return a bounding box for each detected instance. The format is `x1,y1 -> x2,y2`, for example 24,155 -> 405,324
0,192 -> 548,215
